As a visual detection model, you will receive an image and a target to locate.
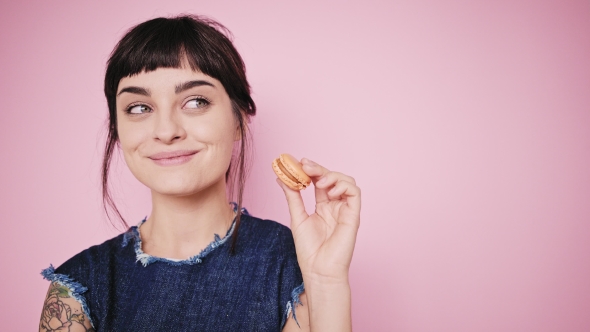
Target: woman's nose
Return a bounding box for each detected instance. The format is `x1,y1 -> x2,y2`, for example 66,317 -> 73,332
153,108 -> 186,144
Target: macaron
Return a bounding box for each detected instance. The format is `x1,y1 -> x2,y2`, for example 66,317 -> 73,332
272,153 -> 312,191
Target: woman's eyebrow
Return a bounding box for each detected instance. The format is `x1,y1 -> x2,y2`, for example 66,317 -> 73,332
117,86 -> 150,97
175,80 -> 215,94
116,80 -> 214,96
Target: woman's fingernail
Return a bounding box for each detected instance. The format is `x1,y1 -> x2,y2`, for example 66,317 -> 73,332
317,177 -> 327,185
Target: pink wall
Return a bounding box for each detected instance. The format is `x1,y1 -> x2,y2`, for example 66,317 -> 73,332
1,0 -> 589,330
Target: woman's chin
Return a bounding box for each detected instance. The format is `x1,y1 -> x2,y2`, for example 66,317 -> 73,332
147,178 -> 219,198
153,187 -> 199,197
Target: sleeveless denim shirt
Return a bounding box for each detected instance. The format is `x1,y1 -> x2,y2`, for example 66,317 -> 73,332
41,208 -> 304,331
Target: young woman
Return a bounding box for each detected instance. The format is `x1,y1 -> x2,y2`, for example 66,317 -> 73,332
39,15 -> 360,332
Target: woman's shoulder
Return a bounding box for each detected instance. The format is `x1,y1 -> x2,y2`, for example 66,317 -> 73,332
39,229 -> 133,327
240,213 -> 291,233
238,213 -> 296,254
43,230 -> 132,280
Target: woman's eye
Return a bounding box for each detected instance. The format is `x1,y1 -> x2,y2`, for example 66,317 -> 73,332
185,98 -> 209,109
127,105 -> 151,114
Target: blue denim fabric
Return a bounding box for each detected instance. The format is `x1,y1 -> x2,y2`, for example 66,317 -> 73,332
41,210 -> 304,331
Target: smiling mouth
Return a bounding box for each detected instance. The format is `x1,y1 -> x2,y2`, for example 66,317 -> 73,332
148,150 -> 198,166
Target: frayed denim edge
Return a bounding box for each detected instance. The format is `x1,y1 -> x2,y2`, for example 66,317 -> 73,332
281,282 -> 305,329
132,219 -> 236,267
122,204 -> 249,267
41,264 -> 94,329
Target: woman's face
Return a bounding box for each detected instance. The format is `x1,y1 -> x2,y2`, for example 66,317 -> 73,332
115,65 -> 238,196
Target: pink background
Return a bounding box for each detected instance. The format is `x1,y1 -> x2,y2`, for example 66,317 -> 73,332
1,0 -> 589,330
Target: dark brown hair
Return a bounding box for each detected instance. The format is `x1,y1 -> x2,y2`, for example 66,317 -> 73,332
102,15 -> 256,252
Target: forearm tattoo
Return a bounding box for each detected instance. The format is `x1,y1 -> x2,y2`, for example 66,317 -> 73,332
39,282 -> 95,332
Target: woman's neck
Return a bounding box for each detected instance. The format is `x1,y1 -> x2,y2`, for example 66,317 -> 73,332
139,179 -> 236,260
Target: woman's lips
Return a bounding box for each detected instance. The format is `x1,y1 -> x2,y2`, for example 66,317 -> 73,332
148,150 -> 198,166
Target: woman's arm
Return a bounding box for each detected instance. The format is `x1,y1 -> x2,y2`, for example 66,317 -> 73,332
279,158 -> 361,331
39,282 -> 94,332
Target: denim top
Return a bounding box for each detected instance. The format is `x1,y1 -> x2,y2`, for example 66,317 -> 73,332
41,210 -> 304,331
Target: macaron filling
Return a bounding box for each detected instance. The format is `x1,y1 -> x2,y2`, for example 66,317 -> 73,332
275,158 -> 301,184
